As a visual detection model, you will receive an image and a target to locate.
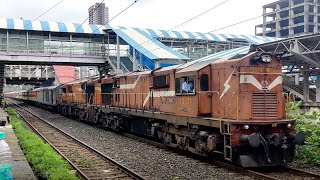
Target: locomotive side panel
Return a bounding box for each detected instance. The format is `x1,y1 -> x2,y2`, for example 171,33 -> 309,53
211,65 -> 239,120
141,74 -> 151,110
126,74 -> 144,109
211,68 -> 220,118
198,66 -> 212,115
94,80 -> 101,105
150,70 -> 176,113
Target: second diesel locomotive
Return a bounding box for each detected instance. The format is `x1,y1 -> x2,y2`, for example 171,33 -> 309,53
7,51 -> 304,167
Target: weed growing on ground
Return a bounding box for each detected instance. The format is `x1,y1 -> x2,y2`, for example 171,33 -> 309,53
77,156 -> 92,168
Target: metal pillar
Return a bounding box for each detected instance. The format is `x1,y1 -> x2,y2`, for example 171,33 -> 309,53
70,34 -> 72,55
107,33 -> 110,59
6,30 -> 8,53
49,33 -> 51,54
139,52 -> 142,69
302,70 -> 310,102
275,3 -> 281,37
116,35 -> 120,71
133,48 -> 137,71
316,74 -> 320,102
154,60 -> 160,69
26,31 -> 29,56
289,0 -> 294,36
304,4 -> 309,33
314,0 -> 318,32
262,7 -> 266,36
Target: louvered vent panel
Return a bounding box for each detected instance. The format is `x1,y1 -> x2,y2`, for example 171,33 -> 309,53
252,93 -> 278,119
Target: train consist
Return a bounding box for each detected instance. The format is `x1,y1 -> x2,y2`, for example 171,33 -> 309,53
6,51 -> 304,167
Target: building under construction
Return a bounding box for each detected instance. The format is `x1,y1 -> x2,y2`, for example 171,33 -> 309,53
256,0 -> 320,38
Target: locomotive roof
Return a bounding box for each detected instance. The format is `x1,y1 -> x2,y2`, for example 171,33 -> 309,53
5,90 -> 28,94
113,70 -> 151,78
156,64 -> 182,72
65,76 -> 99,85
178,46 -> 250,70
177,60 -> 214,73
33,86 -> 58,91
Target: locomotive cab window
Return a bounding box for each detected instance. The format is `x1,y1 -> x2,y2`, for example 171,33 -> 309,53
175,76 -> 195,95
67,85 -> 72,93
152,75 -> 168,88
200,74 -> 209,91
113,79 -> 120,88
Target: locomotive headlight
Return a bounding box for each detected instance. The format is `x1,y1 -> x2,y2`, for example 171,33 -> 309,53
261,54 -> 272,63
243,124 -> 250,130
287,123 -> 292,129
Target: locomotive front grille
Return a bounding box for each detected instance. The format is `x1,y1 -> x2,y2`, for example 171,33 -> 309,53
252,93 -> 278,119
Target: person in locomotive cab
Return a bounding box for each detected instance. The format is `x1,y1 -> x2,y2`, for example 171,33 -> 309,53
188,82 -> 194,93
181,78 -> 190,93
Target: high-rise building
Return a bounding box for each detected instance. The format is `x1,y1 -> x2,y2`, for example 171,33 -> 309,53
255,0 -> 320,38
88,3 -> 109,25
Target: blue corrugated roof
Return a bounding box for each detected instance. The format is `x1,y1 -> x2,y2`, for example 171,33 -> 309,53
0,17 -> 281,61
0,18 -> 281,45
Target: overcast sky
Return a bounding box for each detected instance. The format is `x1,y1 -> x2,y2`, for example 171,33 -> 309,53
0,0 -> 276,35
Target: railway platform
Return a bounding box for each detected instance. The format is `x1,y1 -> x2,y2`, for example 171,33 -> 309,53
0,108 -> 36,180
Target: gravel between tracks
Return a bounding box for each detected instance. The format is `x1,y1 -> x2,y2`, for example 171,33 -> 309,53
21,105 -> 253,180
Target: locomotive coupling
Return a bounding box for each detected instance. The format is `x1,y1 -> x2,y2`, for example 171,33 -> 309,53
239,133 -> 261,148
288,132 -> 305,145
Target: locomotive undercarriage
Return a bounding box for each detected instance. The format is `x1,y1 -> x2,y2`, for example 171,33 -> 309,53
54,103 -> 303,168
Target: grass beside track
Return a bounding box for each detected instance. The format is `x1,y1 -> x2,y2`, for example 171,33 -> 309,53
7,107 -> 78,180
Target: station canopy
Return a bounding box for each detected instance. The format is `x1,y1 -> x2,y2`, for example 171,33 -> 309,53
0,18 -> 280,61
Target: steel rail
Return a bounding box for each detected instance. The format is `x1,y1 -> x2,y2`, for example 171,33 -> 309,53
280,166 -> 320,179
9,100 -> 145,180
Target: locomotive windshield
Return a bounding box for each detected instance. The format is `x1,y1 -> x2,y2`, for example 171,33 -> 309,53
175,76 -> 195,95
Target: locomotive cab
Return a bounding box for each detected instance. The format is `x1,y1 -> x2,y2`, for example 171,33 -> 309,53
175,61 -> 213,117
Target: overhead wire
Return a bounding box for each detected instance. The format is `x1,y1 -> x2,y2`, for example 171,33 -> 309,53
21,0 -> 66,29
208,15 -> 262,33
31,0 -> 66,22
135,0 -> 232,49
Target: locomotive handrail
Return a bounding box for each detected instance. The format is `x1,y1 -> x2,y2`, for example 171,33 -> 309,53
237,72 -> 283,75
283,92 -> 293,118
286,92 -> 296,117
289,92 -> 296,104
88,93 -> 94,106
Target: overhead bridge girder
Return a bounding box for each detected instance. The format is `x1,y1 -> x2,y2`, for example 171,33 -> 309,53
4,65 -> 55,85
0,53 -> 106,66
256,33 -> 320,68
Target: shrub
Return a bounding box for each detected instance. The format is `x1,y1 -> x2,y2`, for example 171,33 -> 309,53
7,108 -> 78,180
287,102 -> 320,166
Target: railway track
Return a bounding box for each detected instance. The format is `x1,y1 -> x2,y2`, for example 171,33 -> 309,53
9,101 -> 145,180
213,161 -> 320,180
8,100 -> 320,180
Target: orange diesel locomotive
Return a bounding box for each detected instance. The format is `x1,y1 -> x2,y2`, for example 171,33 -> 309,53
13,51 -> 304,167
